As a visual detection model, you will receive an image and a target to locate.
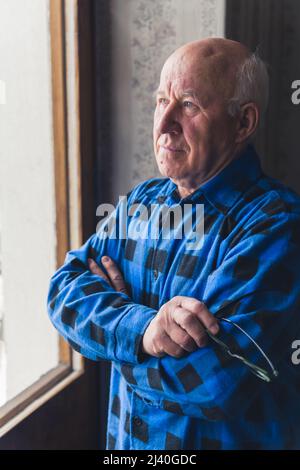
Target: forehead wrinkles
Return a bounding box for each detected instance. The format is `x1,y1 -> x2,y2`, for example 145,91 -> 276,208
160,51 -> 239,102
159,75 -> 191,97
159,63 -> 209,100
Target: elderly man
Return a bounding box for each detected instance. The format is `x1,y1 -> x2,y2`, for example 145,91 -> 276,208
47,38 -> 300,450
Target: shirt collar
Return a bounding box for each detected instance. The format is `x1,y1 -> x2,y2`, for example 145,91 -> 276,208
165,145 -> 263,214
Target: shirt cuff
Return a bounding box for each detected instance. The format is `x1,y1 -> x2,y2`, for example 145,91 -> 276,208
114,304 -> 157,365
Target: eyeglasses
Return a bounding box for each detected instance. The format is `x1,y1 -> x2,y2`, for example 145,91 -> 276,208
206,317 -> 279,383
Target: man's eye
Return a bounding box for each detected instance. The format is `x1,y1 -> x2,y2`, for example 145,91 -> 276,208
183,101 -> 196,109
157,98 -> 168,106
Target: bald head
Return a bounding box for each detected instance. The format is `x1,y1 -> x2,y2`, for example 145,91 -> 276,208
162,38 -> 251,104
175,38 -> 250,67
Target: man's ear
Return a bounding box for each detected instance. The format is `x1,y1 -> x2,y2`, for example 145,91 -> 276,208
235,102 -> 259,143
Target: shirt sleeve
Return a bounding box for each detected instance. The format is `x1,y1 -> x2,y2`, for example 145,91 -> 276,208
47,192 -> 157,365
113,210 -> 300,421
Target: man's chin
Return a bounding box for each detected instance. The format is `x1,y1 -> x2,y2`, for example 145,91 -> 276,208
158,167 -> 183,180
155,155 -> 188,179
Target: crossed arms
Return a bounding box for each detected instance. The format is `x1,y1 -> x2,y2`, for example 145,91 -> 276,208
47,196 -> 300,420
88,256 -> 219,359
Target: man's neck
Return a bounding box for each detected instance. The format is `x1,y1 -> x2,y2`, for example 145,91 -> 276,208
174,145 -> 247,199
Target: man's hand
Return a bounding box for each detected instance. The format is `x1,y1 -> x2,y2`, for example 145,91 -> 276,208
87,259 -> 219,359
88,256 -> 128,295
142,296 -> 219,359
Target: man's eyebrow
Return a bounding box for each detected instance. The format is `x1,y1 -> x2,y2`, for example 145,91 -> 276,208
153,88 -> 199,99
153,88 -> 164,98
152,88 -> 203,105
181,90 -> 199,101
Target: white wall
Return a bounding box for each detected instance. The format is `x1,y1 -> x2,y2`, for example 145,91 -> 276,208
110,0 -> 225,198
0,0 -> 58,403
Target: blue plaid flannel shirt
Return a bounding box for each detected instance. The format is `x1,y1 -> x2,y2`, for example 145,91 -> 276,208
47,145 -> 300,449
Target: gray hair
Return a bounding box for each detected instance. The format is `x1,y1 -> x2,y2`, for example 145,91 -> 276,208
227,52 -> 269,122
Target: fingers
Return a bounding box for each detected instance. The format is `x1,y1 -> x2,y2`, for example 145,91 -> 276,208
153,332 -> 187,359
172,306 -> 208,348
101,256 -> 128,294
193,301 -> 219,335
144,295 -> 218,359
166,317 -> 199,352
142,316 -> 187,359
88,256 -> 128,295
173,296 -> 219,335
88,258 -> 111,284
154,296 -> 219,354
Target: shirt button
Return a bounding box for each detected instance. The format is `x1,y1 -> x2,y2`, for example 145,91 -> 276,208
133,416 -> 142,426
153,269 -> 158,279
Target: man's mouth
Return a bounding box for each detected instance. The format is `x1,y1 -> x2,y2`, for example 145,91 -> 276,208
160,145 -> 185,153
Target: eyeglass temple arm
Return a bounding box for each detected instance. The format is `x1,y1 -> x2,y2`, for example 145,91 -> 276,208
205,319 -> 279,381
220,317 -> 279,378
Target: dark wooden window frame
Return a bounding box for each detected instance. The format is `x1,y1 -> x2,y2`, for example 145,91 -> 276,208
0,0 -> 86,436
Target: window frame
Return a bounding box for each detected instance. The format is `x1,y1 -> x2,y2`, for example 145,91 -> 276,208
0,0 -> 85,437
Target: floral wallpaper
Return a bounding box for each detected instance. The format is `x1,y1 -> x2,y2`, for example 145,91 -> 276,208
130,0 -> 177,185
111,0 -> 225,194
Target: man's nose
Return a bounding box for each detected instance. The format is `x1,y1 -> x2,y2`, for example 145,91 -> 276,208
157,104 -> 182,135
